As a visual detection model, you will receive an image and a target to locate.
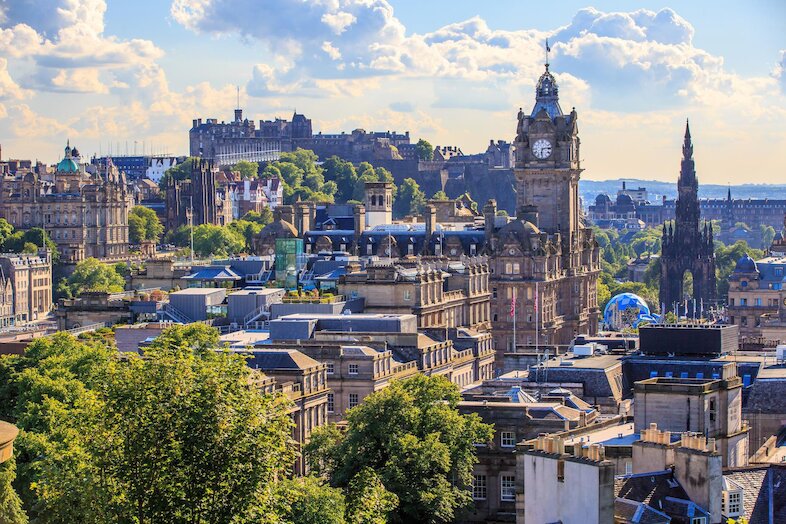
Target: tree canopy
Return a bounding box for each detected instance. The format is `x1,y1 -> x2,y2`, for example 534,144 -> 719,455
1,227 -> 58,262
128,206 -> 164,244
393,178 -> 426,218
233,160 -> 259,179
305,375 -> 492,524
192,223 -> 245,257
0,324 -> 298,523
159,157 -> 196,191
56,258 -> 125,298
415,139 -> 434,161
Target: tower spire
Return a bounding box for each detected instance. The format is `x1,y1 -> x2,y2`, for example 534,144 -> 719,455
682,119 -> 693,160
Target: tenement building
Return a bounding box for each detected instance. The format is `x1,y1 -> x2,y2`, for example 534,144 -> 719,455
660,122 -> 716,313
487,61 -> 601,354
0,143 -> 131,262
0,251 -> 52,325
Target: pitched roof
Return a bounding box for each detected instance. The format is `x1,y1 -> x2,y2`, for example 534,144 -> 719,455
614,498 -> 671,524
614,471 -> 690,512
182,265 -> 242,281
246,349 -> 321,371
722,466 -> 786,524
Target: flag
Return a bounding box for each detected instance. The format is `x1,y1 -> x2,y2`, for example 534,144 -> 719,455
546,38 -> 551,52
510,295 -> 516,318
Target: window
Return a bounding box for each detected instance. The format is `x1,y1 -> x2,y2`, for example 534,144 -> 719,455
725,490 -> 742,516
557,459 -> 565,482
500,475 -> 515,502
326,363 -> 334,374
740,298 -> 748,306
472,475 -> 487,500
500,431 -> 516,447
348,393 -> 359,408
404,290 -> 411,301
691,518 -> 706,524
709,399 -> 716,422
327,393 -> 334,413
348,364 -> 359,375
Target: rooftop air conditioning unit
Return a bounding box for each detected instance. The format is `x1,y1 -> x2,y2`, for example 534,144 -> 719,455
776,345 -> 786,363
573,344 -> 594,357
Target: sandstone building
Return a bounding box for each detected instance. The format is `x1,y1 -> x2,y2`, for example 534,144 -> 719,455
0,143 -> 131,263
488,62 -> 601,353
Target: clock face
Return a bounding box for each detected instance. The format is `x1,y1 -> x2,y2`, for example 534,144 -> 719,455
532,139 -> 552,159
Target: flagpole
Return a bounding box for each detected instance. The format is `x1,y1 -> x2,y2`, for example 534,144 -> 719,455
512,288 -> 517,355
535,281 -> 539,363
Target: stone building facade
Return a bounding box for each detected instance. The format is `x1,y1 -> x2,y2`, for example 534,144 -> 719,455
488,63 -> 601,355
165,158 -> 232,230
339,257 -> 491,331
0,143 -> 131,263
660,123 -> 717,313
0,251 -> 52,325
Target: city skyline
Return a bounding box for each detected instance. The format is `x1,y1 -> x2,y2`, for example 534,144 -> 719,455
0,1 -> 784,183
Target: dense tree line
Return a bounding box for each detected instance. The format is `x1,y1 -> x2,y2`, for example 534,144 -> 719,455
0,326 -> 490,524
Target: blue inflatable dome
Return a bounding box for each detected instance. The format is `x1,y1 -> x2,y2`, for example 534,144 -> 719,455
603,292 -> 658,330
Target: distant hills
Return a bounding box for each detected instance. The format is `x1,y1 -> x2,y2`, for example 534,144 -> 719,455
579,179 -> 786,204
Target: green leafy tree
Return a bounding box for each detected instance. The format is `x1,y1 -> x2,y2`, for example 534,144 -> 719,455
760,224 -> 776,249
260,164 -> 282,180
0,456 -> 27,524
159,157 -> 196,191
166,225 -> 192,248
715,241 -> 765,299
233,160 -> 259,179
345,467 -> 398,524
229,219 -> 264,253
92,324 -> 296,523
4,325 -> 297,523
415,139 -> 434,161
305,375 -> 493,524
0,218 -> 13,245
192,223 -> 245,257
1,228 -> 58,262
431,191 -> 448,200
322,157 -> 358,203
394,178 -> 426,218
278,476 -> 346,524
56,258 -> 125,298
241,208 -> 273,226
128,206 -> 164,244
597,280 -> 611,311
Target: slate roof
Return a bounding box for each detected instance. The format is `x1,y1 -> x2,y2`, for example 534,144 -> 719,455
614,471 -> 690,512
722,466 -> 786,524
245,349 -> 321,372
182,265 -> 242,281
615,498 -> 671,524
745,376 -> 786,414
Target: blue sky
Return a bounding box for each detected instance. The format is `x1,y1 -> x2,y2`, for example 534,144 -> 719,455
1,1 -> 784,183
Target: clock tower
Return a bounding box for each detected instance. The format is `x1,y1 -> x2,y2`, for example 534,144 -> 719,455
484,56 -> 601,365
514,63 -> 581,239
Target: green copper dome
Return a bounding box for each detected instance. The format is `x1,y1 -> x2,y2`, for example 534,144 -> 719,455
56,141 -> 80,172
56,157 -> 79,172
